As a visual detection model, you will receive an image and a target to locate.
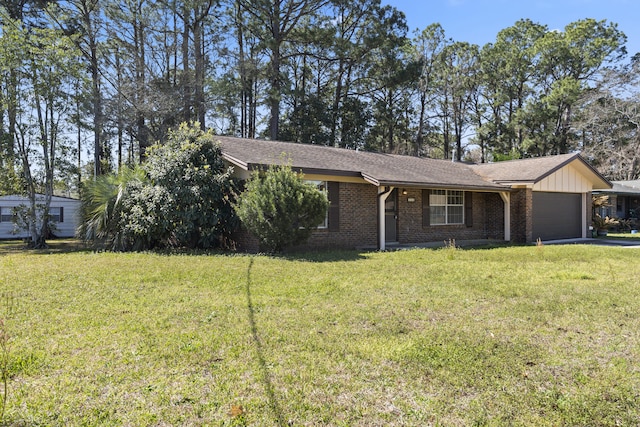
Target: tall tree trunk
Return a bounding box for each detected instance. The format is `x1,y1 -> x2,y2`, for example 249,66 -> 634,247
115,48 -> 124,169
236,1 -> 247,137
182,5 -> 191,123
330,60 -> 343,147
269,43 -> 281,140
416,90 -> 427,156
91,42 -> 103,176
194,13 -> 206,128
134,5 -> 148,161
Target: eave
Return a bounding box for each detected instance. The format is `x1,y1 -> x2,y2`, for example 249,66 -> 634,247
362,173 -> 510,192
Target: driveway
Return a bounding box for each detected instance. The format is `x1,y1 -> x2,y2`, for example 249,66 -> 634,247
542,238 -> 640,247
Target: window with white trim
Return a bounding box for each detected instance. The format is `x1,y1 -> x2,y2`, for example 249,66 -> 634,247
430,190 -> 464,225
305,180 -> 328,228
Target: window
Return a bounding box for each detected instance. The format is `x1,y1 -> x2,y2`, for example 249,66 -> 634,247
0,207 -> 14,223
305,180 -> 328,229
49,207 -> 63,223
430,190 -> 464,225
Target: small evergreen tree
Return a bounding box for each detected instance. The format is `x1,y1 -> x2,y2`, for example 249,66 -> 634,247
235,164 -> 329,252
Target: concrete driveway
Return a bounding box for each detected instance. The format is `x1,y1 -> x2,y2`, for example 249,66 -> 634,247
542,238 -> 640,247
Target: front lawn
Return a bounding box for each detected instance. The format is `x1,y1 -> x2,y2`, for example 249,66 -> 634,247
1,241 -> 639,426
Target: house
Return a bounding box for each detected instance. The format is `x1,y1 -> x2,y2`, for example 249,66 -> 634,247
217,136 -> 611,250
593,180 -> 640,222
0,194 -> 81,239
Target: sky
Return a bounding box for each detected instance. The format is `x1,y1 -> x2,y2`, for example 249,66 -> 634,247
382,0 -> 640,60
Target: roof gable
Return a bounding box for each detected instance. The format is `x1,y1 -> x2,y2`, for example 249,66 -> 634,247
471,153 -> 611,190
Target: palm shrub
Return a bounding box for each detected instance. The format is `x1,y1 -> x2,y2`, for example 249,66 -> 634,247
234,163 -> 329,252
78,166 -> 148,250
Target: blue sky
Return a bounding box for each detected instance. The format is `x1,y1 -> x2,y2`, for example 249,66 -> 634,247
382,0 -> 639,60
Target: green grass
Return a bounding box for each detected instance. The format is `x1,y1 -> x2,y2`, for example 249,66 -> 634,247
1,240 -> 639,426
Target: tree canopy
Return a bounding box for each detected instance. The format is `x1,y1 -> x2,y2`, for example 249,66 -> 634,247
0,0 -> 636,197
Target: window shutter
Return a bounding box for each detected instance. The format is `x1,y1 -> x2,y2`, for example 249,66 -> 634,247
465,192 -> 473,227
327,181 -> 340,232
422,189 -> 431,227
59,206 -> 64,223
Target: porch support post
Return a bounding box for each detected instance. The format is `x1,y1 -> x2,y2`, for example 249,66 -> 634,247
582,193 -> 588,238
499,192 -> 511,242
378,186 -> 394,250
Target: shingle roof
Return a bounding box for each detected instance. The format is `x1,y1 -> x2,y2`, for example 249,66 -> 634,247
216,136 -> 506,191
470,153 -> 578,182
217,136 -> 611,191
470,153 -> 611,189
601,180 -> 640,194
613,180 -> 640,189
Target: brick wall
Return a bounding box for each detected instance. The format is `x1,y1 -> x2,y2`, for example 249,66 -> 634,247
484,192 -> 506,239
233,182 -> 379,252
232,226 -> 261,253
296,182 -> 378,250
510,188 -> 533,243
397,189 -> 505,244
233,183 -> 513,252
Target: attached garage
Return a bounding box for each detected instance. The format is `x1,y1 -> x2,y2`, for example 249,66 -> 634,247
473,154 -> 611,243
532,192 -> 582,240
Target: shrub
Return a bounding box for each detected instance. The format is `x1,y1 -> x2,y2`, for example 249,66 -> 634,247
144,124 -> 238,249
79,166 -> 149,251
234,163 -> 329,252
80,123 -> 237,250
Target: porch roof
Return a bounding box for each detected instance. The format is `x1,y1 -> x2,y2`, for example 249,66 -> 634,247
217,136 -> 506,191
600,180 -> 640,195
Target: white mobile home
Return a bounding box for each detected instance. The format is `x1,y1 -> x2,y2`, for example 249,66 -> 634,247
0,194 -> 80,239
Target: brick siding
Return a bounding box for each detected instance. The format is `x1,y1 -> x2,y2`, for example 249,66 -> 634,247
233,182 -> 379,252
294,182 -> 378,250
397,188 -> 505,244
510,188 -> 533,243
233,183 -> 511,252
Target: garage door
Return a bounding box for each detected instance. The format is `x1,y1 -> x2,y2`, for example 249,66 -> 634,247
532,192 -> 582,241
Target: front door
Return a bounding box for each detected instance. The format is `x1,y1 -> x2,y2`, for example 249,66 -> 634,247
385,188 -> 398,242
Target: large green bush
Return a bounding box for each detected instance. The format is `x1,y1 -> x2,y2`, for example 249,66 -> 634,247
80,123 -> 237,250
234,163 -> 329,252
144,124 -> 237,249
